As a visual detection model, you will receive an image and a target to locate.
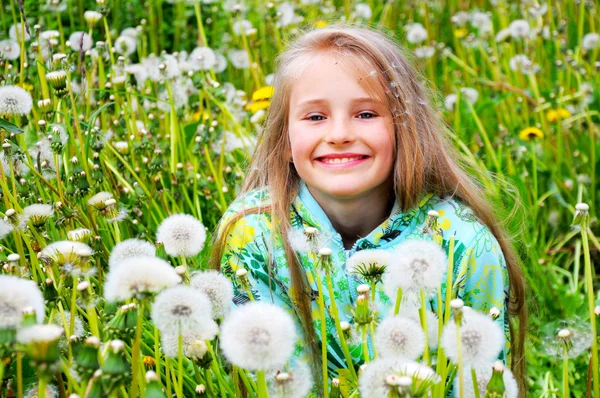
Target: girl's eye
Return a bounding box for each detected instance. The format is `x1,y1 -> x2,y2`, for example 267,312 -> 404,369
358,112 -> 377,119
307,115 -> 325,121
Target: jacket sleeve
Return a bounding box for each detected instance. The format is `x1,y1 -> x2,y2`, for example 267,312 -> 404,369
453,224 -> 511,363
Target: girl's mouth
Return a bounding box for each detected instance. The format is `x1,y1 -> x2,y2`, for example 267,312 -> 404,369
315,155 -> 370,167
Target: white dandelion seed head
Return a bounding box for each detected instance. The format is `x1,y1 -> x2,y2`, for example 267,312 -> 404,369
189,270 -> 234,320
374,316 -> 425,360
211,130 -> 256,155
441,309 -> 504,368
9,24 -> 30,42
346,249 -> 392,274
398,307 -> 439,350
17,324 -> 63,344
405,23 -> 428,44
540,317 -> 593,359
0,85 -> 33,116
23,204 -> 54,219
114,35 -> 137,56
83,10 -> 103,25
125,63 -> 148,85
68,32 -> 93,52
66,228 -> 92,242
220,301 -> 297,371
277,2 -> 301,27
109,238 -> 156,269
470,12 -> 492,34
583,33 -> 600,51
509,54 -> 536,74
459,87 -> 479,104
156,213 -> 206,257
25,384 -> 59,398
120,27 -> 138,39
103,256 -> 181,302
160,331 -> 210,358
444,93 -> 457,111
0,275 -> 45,328
287,226 -> 333,255
359,357 -> 436,397
455,362 -> 518,398
268,361 -> 314,398
228,49 -> 251,69
151,285 -> 217,340
41,240 -> 93,266
414,46 -> 435,59
509,20 -> 530,39
87,191 -> 113,207
213,52 -> 228,73
495,27 -> 513,43
0,218 -> 14,240
232,19 -> 254,36
0,39 -> 20,60
451,11 -> 470,26
189,46 -> 217,71
383,239 -> 447,298
354,4 -> 372,20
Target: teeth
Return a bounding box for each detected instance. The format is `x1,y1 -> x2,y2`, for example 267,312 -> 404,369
322,156 -> 362,164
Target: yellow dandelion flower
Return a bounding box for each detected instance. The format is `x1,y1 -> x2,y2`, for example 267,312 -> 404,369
251,86 -> 274,102
454,28 -> 468,38
518,127 -> 544,141
16,82 -> 34,92
246,100 -> 271,113
546,108 -> 571,123
143,356 -> 156,367
315,20 -> 329,29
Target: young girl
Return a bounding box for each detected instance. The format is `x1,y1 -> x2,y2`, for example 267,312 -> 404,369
210,24 -> 527,394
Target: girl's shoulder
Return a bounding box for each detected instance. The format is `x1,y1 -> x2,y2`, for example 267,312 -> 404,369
218,186 -> 273,237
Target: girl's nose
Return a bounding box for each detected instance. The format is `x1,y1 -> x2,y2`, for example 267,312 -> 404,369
324,116 -> 355,145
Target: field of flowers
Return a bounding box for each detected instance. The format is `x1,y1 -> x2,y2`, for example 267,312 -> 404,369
0,0 -> 599,397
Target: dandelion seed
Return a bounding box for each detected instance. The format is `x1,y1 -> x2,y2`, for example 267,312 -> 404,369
374,315 -> 425,360
268,361 -> 314,398
288,226 -> 333,255
0,218 -> 14,240
0,85 -> 33,116
109,238 -> 156,269
359,357 -> 440,397
67,228 -> 92,243
22,204 -> 54,227
228,49 -> 251,69
383,239 -> 446,308
405,23 -> 428,44
40,240 -> 93,270
582,33 -> 599,51
104,256 -> 181,302
457,362 -> 519,398
68,31 -> 93,51
441,309 -> 504,368
220,301 -> 297,371
0,39 -> 20,60
114,35 -> 137,56
156,213 -> 206,257
189,270 -> 234,320
508,20 -> 530,39
151,285 -> 217,340
0,275 -> 45,328
540,317 -> 592,359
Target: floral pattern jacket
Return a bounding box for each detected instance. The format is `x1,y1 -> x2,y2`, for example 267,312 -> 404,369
217,181 -> 510,376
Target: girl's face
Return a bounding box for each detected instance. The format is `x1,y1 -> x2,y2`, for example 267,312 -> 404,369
288,53 -> 395,202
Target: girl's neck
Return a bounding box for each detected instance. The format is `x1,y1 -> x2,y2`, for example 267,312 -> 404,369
308,184 -> 395,250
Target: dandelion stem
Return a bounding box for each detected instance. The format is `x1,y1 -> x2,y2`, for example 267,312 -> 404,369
314,270 -> 330,397
129,300 -> 145,398
581,225 -> 599,398
207,341 -> 234,396
563,345 -> 569,398
177,331 -> 184,398
394,287 -> 402,315
361,325 -> 370,363
17,352 -> 23,398
456,319 -> 464,398
256,370 -> 268,398
444,237 -> 456,324
471,368 -> 480,398
419,290 -> 430,365
38,373 -> 46,398
165,357 -> 172,398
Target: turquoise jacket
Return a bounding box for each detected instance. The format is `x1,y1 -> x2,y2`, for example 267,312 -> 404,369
217,181 -> 510,375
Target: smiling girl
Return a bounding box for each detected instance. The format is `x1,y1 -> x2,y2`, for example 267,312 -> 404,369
210,24 -> 526,395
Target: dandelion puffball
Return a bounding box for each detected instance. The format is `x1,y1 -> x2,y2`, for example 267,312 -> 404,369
441,309 -> 505,368
0,85 -> 33,116
109,238 -> 156,269
68,31 -> 93,52
189,270 -> 234,320
267,361 -> 314,398
0,275 -> 45,328
104,256 -> 181,302
156,213 -> 206,257
220,301 -> 297,371
40,240 -> 93,267
456,362 -> 519,398
151,285 -> 218,340
374,316 -> 425,360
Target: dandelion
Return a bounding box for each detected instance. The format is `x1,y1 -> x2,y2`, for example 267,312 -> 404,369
582,33 -> 600,51
114,35 -> 137,56
495,27 -> 512,43
189,270 -> 234,320
451,12 -> 470,26
346,249 -> 391,285
546,108 -> 571,123
103,256 -> 181,302
156,213 -> 206,257
382,239 -> 447,307
354,4 -> 373,20
288,226 -> 333,255
189,46 -> 217,71
374,315 -> 425,360
45,70 -> 68,95
68,31 -> 93,51
83,10 -> 103,26
22,204 -> 54,228
228,49 -> 251,69
232,20 -> 254,35
518,127 -> 544,141
415,46 -> 435,59
277,2 -> 301,27
0,275 -> 45,328
509,54 -> 537,74
161,331 -> 210,358
67,228 -> 92,243
509,20 -> 530,39
0,39 -> 20,60
40,240 -> 93,269
540,317 -> 592,359
0,85 -> 33,116
9,24 -> 30,42
405,23 -> 428,44
0,218 -> 15,240
151,285 -> 218,339
51,311 -> 84,350
109,238 -> 156,269
24,384 -> 59,398
441,308 -> 505,368
17,324 -> 63,366
220,301 -> 297,371
268,361 -> 314,398
457,361 -> 519,398
87,191 -> 114,210
359,357 -> 440,397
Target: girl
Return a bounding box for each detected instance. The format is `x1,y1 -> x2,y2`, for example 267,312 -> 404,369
210,24 -> 527,395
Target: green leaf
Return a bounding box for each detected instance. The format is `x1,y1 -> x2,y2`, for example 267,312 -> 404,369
0,117 -> 24,135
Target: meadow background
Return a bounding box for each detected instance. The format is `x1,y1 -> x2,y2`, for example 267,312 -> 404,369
0,0 -> 599,396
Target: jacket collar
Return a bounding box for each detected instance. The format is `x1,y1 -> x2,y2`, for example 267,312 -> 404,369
291,181 -> 432,251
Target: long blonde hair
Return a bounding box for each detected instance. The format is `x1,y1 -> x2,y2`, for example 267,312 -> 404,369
210,23 -> 527,395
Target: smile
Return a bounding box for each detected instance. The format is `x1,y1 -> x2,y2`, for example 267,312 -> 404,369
315,155 -> 370,168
